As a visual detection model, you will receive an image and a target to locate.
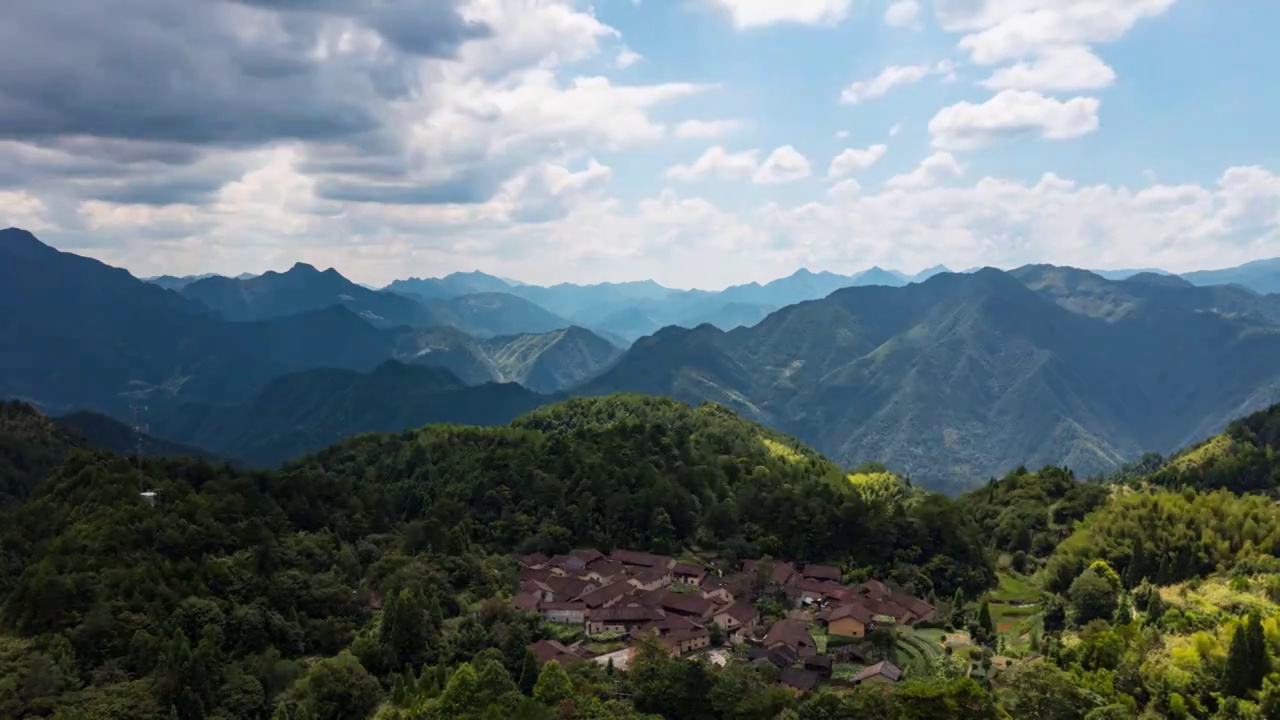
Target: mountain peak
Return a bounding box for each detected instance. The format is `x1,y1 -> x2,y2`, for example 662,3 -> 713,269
0,227 -> 54,258
288,262 -> 320,274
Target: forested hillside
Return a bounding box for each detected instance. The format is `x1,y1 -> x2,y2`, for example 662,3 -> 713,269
0,395 -> 995,718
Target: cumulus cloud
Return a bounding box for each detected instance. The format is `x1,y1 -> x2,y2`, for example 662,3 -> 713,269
929,90 -> 1100,150
980,45 -> 1117,91
703,0 -> 853,28
666,146 -> 761,181
952,0 -> 1176,65
885,152 -> 964,188
616,48 -> 644,68
884,0 -> 922,28
840,60 -> 953,105
674,120 -> 743,139
828,144 -> 888,178
754,146 -> 812,184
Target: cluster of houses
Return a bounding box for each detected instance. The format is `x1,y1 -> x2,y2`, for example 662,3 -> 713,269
516,548 -> 936,693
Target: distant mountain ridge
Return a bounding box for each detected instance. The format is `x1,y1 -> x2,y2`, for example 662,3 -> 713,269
576,267 -> 1280,490
0,229 -> 619,420
151,361 -> 555,467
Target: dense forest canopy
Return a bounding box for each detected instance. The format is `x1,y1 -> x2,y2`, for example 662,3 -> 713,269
9,395 -> 1280,718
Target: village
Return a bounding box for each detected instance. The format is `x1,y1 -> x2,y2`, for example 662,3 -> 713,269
512,548 -> 942,693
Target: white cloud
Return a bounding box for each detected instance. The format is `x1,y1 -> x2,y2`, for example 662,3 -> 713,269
828,144 -> 888,178
674,119 -> 743,139
980,45 -> 1116,91
666,146 -> 761,181
754,146 -> 812,184
827,178 -> 862,199
884,0 -> 923,28
889,122 -> 903,137
885,151 -> 964,188
949,0 -> 1176,65
0,190 -> 52,231
835,130 -> 850,140
839,60 -> 953,105
704,0 -> 854,28
615,48 -> 643,69
929,89 -> 1100,150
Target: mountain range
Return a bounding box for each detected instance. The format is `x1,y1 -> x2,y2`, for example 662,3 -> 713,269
9,225 -> 1280,491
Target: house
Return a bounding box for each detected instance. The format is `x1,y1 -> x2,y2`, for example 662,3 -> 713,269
860,580 -> 891,600
855,580 -> 934,625
895,594 -> 938,624
528,639 -> 587,666
576,581 -> 636,610
749,644 -> 799,670
540,601 -> 587,625
519,552 -> 550,569
661,627 -> 712,657
864,595 -> 915,626
673,562 -> 707,586
511,592 -> 540,612
779,667 -> 821,692
799,563 -> 842,582
803,655 -> 834,678
583,559 -> 628,584
656,590 -> 716,621
712,603 -> 760,642
519,566 -> 555,583
826,602 -> 876,639
742,559 -> 795,586
627,566 -> 673,592
853,661 -> 902,685
789,577 -> 849,607
764,618 -> 817,657
547,554 -> 588,573
545,575 -> 597,600
520,579 -> 555,602
702,573 -> 752,605
610,550 -> 675,570
587,605 -> 665,635
572,548 -> 605,565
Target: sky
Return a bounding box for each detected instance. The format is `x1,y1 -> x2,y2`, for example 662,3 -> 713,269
2,0 -> 1279,290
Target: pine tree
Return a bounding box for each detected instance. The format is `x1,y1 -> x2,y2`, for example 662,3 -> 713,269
950,588 -> 966,629
518,649 -> 539,696
977,598 -> 995,645
533,660 -> 573,706
1248,613 -> 1270,689
1225,622 -> 1253,697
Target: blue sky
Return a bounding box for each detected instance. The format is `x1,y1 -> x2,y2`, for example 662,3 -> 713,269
2,0 -> 1279,288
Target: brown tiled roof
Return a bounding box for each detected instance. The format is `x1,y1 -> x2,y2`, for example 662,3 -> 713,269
764,618 -> 816,652
673,562 -> 705,578
631,566 -> 673,583
804,655 -> 833,671
861,580 -> 891,599
657,590 -> 715,617
576,581 -> 636,608
545,575 -> 593,599
519,567 -> 555,582
895,593 -> 935,618
593,605 -> 665,623
539,601 -> 587,612
779,667 -> 820,691
827,602 -> 875,625
585,559 -> 628,579
548,554 -> 588,572
800,564 -> 841,581
520,552 -> 550,568
854,661 -> 901,683
715,603 -> 759,625
520,579 -> 554,595
512,592 -> 540,611
572,548 -> 605,564
865,596 -> 913,623
662,627 -> 710,649
529,639 -> 585,665
611,550 -> 674,569
749,644 -> 799,669
790,577 -> 846,597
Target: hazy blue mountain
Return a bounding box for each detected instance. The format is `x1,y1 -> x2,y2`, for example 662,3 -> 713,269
911,265 -> 952,282
151,361 -> 555,467
433,292 -> 573,338
145,273 -> 220,291
578,268 -> 1280,491
1181,257 -> 1280,294
851,266 -> 910,287
181,262 -> 442,328
384,270 -> 513,299
397,325 -> 622,393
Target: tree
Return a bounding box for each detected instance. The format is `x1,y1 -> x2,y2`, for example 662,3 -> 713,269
1069,569 -> 1119,626
976,599 -> 995,645
1247,613 -> 1270,689
384,589 -> 427,671
440,663 -> 481,717
517,649 -> 539,696
950,589 -> 967,629
532,660 -> 573,707
1226,622 -> 1254,698
1042,594 -> 1067,634
292,651 -> 381,720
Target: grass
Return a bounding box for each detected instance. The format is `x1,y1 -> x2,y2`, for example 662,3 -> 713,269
987,572 -> 1044,652
833,663 -> 866,680
543,622 -> 585,644
1158,576 -> 1280,616
1170,433 -> 1236,473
